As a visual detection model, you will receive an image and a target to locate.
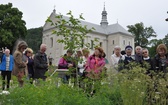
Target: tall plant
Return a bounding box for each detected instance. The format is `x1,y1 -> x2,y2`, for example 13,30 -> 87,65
46,11 -> 96,87
46,10 -> 95,51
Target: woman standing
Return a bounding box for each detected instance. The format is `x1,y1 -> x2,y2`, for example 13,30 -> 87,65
86,47 -> 105,79
13,41 -> 28,87
85,47 -> 105,96
25,48 -> 34,83
0,49 -> 14,90
153,44 -> 168,73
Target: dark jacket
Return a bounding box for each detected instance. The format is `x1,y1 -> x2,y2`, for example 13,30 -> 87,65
34,51 -> 48,80
27,56 -> 34,77
152,54 -> 168,73
118,55 -> 135,71
142,57 -> 153,74
134,54 -> 143,64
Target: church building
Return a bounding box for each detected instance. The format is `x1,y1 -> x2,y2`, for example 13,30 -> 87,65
43,6 -> 134,65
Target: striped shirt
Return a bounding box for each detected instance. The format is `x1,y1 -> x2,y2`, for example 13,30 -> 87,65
6,56 -> 10,71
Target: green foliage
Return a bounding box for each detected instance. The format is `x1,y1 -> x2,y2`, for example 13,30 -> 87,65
163,34 -> 168,48
24,27 -> 43,53
127,22 -> 156,47
46,10 -> 95,51
1,65 -> 168,104
148,39 -> 163,57
0,3 -> 27,50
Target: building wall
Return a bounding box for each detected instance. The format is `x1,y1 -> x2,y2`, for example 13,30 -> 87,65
107,33 -> 135,63
43,28 -> 108,65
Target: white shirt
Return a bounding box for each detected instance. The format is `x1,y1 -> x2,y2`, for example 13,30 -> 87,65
110,54 -> 121,67
78,56 -> 86,73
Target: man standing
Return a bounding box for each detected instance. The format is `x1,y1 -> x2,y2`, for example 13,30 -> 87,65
34,44 -> 48,81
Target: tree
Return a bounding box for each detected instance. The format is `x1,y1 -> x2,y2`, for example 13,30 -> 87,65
127,22 -> 157,47
0,3 -> 27,50
163,34 -> 168,48
46,10 -> 95,87
47,10 -> 95,51
24,27 -> 43,53
148,39 -> 163,57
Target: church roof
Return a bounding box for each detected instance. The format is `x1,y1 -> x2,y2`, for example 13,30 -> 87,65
43,10 -> 132,36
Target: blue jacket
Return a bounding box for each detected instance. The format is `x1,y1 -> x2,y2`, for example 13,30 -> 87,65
0,54 -> 14,71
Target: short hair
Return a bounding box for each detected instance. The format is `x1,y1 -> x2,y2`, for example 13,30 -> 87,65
5,49 -> 10,53
135,46 -> 142,50
114,46 -> 121,50
25,48 -> 33,55
142,48 -> 149,54
156,44 -> 167,53
40,44 -> 47,50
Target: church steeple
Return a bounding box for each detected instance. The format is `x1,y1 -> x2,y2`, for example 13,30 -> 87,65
53,5 -> 56,13
100,3 -> 108,27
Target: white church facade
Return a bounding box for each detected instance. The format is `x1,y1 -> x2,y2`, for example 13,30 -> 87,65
42,6 -> 134,66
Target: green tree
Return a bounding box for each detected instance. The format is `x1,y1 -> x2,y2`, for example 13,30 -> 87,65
46,10 -> 95,87
127,22 -> 157,47
0,3 -> 27,50
148,39 -> 163,57
25,27 -> 43,53
46,10 -> 95,51
163,34 -> 168,48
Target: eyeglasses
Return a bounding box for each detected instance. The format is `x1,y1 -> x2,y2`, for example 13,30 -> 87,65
143,51 -> 147,54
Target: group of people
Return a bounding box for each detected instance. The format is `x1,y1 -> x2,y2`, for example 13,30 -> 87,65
1,40 -> 168,91
58,47 -> 106,82
0,41 -> 48,90
110,44 -> 168,75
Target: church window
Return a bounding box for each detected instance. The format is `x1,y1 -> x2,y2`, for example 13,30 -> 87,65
112,40 -> 115,45
44,38 -> 46,44
50,37 -> 53,47
91,40 -> 94,49
123,40 -> 125,45
100,42 -> 102,47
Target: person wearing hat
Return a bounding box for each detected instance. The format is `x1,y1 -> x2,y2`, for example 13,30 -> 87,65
13,41 -> 28,87
118,45 -> 134,71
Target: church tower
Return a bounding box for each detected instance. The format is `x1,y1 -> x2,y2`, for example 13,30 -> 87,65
100,3 -> 108,28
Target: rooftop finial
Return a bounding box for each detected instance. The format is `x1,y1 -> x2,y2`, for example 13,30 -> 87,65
104,2 -> 106,11
53,5 -> 56,13
54,5 -> 56,10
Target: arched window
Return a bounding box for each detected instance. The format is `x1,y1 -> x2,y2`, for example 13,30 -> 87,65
50,37 -> 53,47
112,40 -> 115,45
44,38 -> 46,44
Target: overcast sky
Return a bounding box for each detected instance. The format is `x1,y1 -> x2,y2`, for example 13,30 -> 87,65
1,0 -> 168,39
